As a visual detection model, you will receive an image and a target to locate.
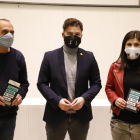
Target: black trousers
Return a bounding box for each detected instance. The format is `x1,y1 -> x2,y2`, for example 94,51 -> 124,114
45,114 -> 89,140
0,116 -> 16,140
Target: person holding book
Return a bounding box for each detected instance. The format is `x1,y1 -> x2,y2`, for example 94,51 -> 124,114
105,30 -> 140,140
0,19 -> 29,140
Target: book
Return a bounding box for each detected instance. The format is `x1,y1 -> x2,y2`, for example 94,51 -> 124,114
2,80 -> 20,107
125,88 -> 140,113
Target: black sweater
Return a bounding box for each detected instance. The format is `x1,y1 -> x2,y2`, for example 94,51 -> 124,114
113,57 -> 140,123
0,47 -> 29,120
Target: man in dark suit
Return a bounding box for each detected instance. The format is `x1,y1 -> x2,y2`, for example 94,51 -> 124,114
37,18 -> 102,140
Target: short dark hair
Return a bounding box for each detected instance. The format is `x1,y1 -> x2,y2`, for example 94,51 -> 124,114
0,19 -> 10,22
118,30 -> 140,71
63,18 -> 83,32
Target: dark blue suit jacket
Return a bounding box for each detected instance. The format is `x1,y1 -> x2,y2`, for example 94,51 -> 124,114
37,47 -> 102,124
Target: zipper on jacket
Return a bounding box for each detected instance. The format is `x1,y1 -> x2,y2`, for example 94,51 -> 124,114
113,70 -> 124,115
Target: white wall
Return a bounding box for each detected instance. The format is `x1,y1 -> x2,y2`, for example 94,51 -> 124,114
14,105 -> 112,140
0,3 -> 140,99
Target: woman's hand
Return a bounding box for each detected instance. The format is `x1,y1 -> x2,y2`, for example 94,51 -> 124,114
136,102 -> 140,111
115,98 -> 127,109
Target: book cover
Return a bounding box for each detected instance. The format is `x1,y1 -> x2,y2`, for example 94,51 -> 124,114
125,88 -> 140,113
2,80 -> 20,107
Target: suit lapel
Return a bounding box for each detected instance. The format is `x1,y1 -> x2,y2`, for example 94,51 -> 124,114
58,47 -> 67,86
75,49 -> 83,84
58,47 -> 83,88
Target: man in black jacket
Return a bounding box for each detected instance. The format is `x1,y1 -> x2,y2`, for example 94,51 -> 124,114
37,18 -> 101,140
0,19 -> 29,140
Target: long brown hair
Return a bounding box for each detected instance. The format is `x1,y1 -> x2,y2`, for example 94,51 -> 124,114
118,30 -> 140,70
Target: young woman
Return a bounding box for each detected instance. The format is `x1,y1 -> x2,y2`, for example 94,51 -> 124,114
105,30 -> 140,140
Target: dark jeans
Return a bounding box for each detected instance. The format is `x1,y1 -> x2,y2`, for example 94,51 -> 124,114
46,114 -> 90,140
0,117 -> 16,140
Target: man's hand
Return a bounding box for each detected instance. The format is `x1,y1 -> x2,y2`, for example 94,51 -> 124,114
115,98 -> 127,110
58,99 -> 72,111
0,96 -> 5,106
71,97 -> 85,111
12,94 -> 22,106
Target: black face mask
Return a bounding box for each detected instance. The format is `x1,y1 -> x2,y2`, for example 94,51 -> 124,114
64,35 -> 81,48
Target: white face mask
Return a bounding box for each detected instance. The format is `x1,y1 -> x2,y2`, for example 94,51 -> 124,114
124,47 -> 140,60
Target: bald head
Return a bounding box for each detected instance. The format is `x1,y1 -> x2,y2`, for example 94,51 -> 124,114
0,19 -> 10,22
0,19 -> 14,36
